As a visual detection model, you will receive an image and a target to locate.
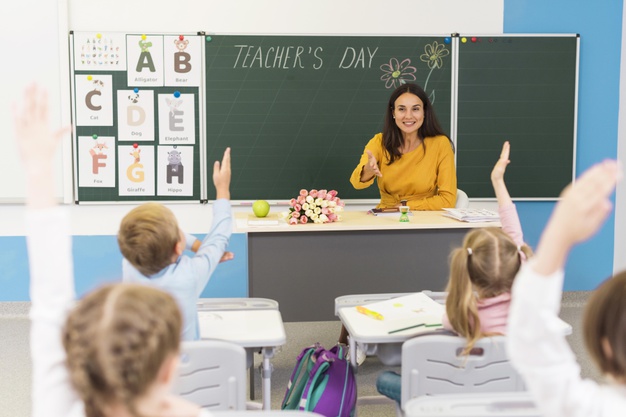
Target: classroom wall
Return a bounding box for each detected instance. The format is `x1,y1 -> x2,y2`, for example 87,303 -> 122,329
1,0 -> 624,300
615,2 -> 626,273
504,0 -> 623,290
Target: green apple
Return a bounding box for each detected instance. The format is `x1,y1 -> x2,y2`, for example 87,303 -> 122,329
252,200 -> 270,217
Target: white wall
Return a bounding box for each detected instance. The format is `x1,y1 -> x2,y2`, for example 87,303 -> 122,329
0,0 -> 503,236
615,0 -> 626,273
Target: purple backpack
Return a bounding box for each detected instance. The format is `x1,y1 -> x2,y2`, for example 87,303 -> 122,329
281,343 -> 357,417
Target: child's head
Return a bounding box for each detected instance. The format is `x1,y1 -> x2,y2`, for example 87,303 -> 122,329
583,271 -> 626,381
63,283 -> 182,417
445,227 -> 533,352
118,203 -> 182,277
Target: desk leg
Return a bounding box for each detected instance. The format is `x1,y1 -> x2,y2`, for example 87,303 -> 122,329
348,336 -> 357,373
249,366 -> 255,401
261,347 -> 275,410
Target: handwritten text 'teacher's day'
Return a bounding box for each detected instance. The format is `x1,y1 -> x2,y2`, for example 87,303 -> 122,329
232,45 -> 379,70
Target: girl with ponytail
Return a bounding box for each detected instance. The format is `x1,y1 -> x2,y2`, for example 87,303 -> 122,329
377,141 -> 530,403
444,141 -> 532,354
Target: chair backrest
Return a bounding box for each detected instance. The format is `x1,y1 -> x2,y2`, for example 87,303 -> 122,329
173,340 -> 247,410
401,332 -> 525,409
455,189 -> 469,208
404,392 -> 540,417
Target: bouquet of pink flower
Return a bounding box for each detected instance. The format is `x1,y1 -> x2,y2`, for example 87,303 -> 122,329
285,189 -> 345,225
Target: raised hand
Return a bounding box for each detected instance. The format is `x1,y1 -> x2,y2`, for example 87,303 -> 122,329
491,141 -> 512,207
213,147 -> 231,200
14,84 -> 71,208
14,84 -> 70,174
534,160 -> 622,275
365,150 -> 382,178
491,141 -> 510,183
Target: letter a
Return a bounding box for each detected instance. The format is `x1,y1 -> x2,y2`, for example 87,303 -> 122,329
136,52 -> 156,72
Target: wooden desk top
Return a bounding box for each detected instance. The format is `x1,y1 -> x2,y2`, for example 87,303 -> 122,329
235,210 -> 502,233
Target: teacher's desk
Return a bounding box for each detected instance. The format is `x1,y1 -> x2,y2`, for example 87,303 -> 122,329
235,210 -> 500,322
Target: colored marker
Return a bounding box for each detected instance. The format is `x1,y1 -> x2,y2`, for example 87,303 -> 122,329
388,323 -> 442,334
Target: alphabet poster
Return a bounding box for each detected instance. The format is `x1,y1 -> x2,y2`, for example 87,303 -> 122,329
75,74 -> 114,126
158,93 -> 196,144
70,32 -> 202,202
157,145 -> 194,196
78,135 -> 116,188
118,144 -> 155,196
117,89 -> 155,142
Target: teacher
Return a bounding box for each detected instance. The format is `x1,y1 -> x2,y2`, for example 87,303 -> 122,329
350,83 -> 457,210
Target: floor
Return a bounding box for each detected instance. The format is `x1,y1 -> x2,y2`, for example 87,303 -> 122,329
0,292 -> 602,417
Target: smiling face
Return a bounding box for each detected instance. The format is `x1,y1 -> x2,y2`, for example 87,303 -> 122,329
393,92 -> 424,138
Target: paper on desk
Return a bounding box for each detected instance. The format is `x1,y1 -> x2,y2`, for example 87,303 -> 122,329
356,293 -> 444,323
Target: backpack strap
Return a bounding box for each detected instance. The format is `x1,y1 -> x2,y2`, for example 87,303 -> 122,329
281,344 -> 318,410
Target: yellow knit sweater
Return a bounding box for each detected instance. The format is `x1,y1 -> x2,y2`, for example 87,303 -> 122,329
350,133 -> 457,210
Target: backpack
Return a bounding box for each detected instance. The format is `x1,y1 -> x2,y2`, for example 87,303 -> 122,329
281,343 -> 357,417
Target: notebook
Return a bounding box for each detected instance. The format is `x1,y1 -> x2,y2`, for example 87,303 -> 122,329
356,293 -> 444,323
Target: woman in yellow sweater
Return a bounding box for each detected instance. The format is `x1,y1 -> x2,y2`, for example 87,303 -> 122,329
350,83 -> 457,210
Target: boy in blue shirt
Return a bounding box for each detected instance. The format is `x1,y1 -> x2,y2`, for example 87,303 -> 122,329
118,148 -> 232,340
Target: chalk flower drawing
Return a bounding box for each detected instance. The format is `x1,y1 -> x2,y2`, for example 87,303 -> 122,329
380,58 -> 417,89
420,41 -> 449,69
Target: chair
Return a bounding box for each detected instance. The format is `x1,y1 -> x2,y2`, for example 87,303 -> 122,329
404,392 -> 540,417
173,339 -> 247,410
455,189 -> 469,208
400,333 -> 525,411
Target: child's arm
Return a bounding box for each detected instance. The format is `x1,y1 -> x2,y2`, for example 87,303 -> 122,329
491,141 -> 524,246
187,234 -> 234,263
16,85 -> 81,417
188,148 -> 233,295
507,160 -> 621,417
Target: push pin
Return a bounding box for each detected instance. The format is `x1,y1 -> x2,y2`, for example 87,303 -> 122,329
173,91 -> 181,98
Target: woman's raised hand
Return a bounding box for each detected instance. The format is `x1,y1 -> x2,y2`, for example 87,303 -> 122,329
366,150 -> 382,178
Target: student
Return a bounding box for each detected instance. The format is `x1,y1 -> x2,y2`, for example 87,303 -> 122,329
508,159 -> 625,417
118,147 -> 232,341
349,83 -> 457,210
376,141 -> 532,403
17,84 -> 210,417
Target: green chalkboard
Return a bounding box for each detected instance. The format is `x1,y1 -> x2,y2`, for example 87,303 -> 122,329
456,35 -> 578,199
204,35 -> 453,200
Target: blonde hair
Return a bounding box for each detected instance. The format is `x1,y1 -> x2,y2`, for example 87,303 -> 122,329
118,203 -> 180,276
583,271 -> 626,379
62,283 -> 181,417
445,228 -> 532,355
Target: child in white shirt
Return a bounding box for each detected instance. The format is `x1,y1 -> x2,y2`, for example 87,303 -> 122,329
508,159 -> 626,417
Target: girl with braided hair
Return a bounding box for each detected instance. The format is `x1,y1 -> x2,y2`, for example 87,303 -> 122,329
16,84 -> 212,417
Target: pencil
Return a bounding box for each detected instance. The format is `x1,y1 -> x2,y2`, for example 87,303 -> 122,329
388,323 -> 442,334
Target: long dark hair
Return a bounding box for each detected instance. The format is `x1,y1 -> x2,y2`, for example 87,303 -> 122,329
382,83 -> 451,164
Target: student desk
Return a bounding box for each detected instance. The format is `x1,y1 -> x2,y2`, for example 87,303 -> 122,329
405,392 -> 540,417
197,300 -> 286,410
235,210 -> 500,322
336,292 -> 573,369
